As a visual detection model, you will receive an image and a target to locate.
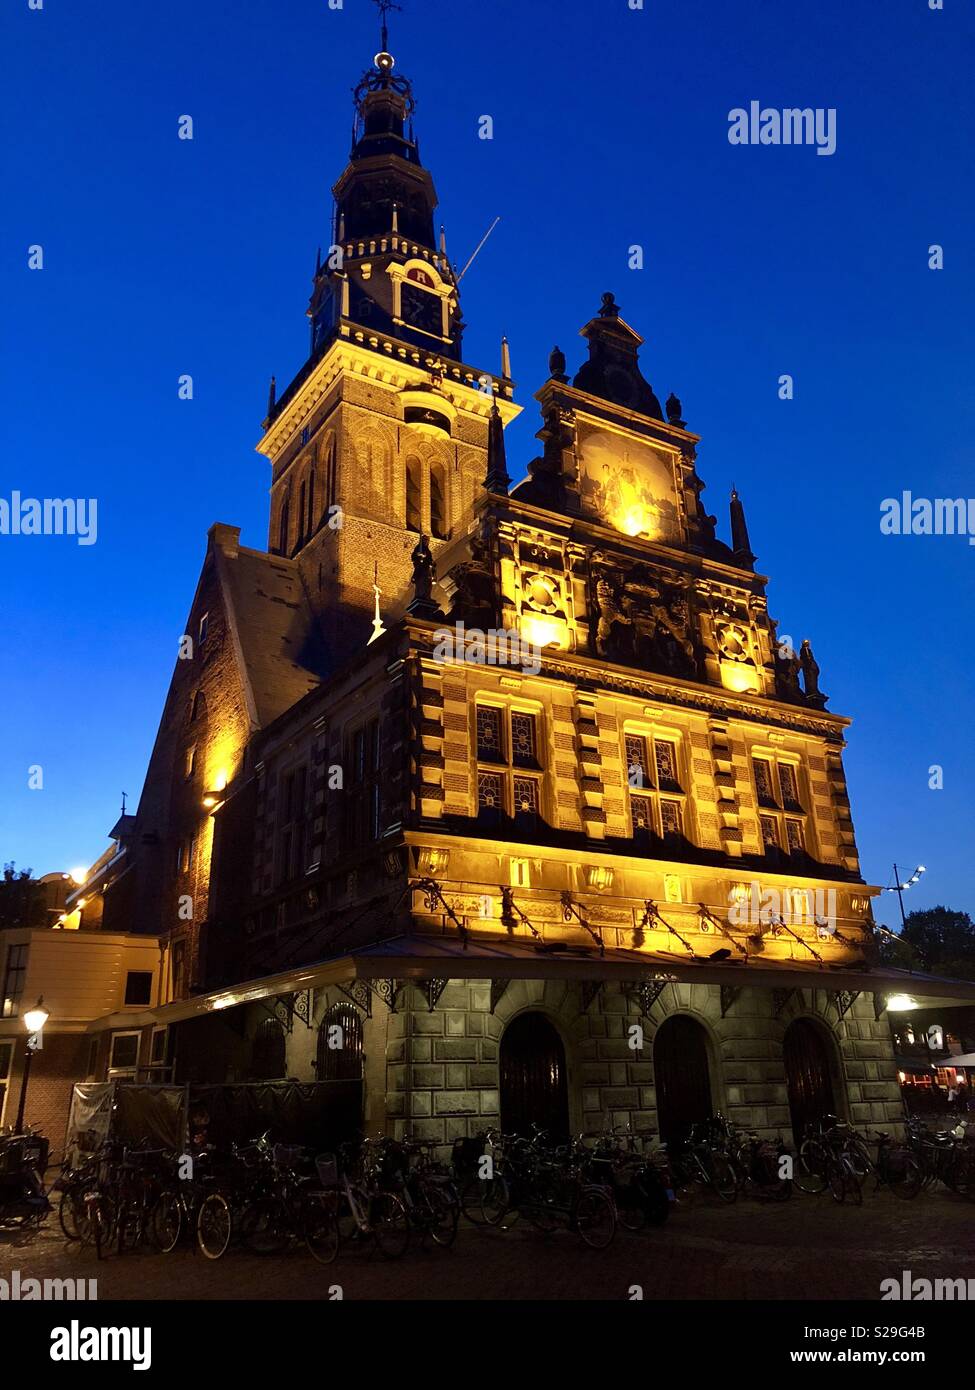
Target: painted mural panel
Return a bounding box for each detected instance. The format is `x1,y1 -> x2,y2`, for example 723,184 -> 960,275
577,424 -> 680,543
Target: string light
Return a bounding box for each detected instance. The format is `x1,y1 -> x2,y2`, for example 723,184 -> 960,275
883,864 -> 926,893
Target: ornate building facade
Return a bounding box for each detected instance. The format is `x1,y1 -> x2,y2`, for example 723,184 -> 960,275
78,35 -> 975,1149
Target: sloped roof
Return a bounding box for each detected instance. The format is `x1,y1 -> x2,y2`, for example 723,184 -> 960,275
215,543 -> 325,727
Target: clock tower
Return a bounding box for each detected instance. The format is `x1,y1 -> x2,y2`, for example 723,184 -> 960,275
258,34 -> 519,668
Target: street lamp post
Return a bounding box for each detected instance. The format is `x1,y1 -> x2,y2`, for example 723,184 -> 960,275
14,997 -> 50,1133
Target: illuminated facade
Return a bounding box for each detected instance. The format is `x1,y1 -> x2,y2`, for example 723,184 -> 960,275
92,35 -> 975,1147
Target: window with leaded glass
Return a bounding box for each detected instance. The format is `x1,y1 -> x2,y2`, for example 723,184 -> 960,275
625,734 -> 648,788
754,755 -> 809,856
779,763 -> 802,811
760,815 -> 779,850
345,719 -> 381,849
655,739 -> 680,791
624,729 -> 686,845
475,705 -> 544,824
631,794 -> 654,836
512,776 -> 539,824
278,763 -> 309,883
477,771 -> 504,819
476,706 -> 504,762
753,758 -> 777,807
511,712 -> 538,768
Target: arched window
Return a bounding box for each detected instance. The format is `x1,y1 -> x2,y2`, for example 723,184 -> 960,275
430,463 -> 447,539
316,1005 -> 364,1081
250,1018 -> 287,1080
189,689 -> 206,722
405,457 -> 422,532
324,437 -> 337,509
278,491 -> 291,555
297,480 -> 307,546
306,469 -> 315,537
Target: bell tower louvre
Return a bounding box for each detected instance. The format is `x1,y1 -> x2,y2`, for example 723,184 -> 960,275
80,12 -> 975,1159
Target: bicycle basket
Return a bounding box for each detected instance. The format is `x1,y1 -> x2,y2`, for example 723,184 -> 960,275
315,1154 -> 340,1189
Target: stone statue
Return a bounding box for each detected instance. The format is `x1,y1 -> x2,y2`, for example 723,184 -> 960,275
773,641 -> 803,701
592,567 -> 630,658
800,638 -> 827,707
665,393 -> 685,428
410,534 -> 436,606
549,345 -> 567,381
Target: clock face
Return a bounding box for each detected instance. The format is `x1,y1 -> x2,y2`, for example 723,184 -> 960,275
401,282 -> 442,336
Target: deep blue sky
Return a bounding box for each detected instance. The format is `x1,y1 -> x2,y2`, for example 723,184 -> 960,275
2,0 -> 972,921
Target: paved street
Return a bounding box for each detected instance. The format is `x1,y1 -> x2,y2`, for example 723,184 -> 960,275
3,1188 -> 974,1301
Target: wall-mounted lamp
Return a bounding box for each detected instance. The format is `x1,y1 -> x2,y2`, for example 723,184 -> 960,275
585,865 -> 615,892
417,847 -> 451,876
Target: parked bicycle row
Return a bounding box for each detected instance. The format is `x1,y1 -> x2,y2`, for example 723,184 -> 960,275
4,1110 -> 972,1263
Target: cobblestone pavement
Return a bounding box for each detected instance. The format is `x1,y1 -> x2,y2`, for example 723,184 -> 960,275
3,1188 -> 974,1301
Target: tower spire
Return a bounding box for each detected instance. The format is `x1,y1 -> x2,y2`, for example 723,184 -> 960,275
729,486 -> 755,569
484,401 -> 511,495
374,0 -> 402,55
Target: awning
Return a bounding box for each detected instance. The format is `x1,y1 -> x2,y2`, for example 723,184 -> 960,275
139,931 -> 975,1025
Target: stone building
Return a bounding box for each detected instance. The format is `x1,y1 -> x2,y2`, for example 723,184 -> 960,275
75,33 -> 975,1150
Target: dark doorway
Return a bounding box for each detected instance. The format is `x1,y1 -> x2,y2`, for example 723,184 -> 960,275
784,1018 -> 837,1145
499,1012 -> 570,1141
654,1014 -> 713,1146
249,1019 -> 286,1081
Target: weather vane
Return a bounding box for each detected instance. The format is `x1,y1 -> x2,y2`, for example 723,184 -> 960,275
373,0 -> 402,52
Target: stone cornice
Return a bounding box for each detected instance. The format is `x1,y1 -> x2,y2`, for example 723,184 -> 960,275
256,332 -> 520,461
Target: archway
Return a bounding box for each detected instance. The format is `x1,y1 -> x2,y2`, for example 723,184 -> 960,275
783,1017 -> 838,1145
316,1005 -> 363,1081
653,1014 -> 713,1146
249,1018 -> 286,1081
499,1011 -> 570,1141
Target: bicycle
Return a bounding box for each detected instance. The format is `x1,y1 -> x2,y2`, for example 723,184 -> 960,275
387,1138 -> 459,1248
666,1128 -> 738,1204
847,1129 -> 922,1200
307,1141 -> 410,1264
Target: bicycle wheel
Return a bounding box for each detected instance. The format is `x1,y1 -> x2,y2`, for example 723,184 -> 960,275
425,1184 -> 459,1248
478,1173 -> 511,1226
457,1172 -> 487,1225
845,1138 -> 872,1180
615,1183 -> 648,1232
197,1192 -> 233,1260
827,1158 -> 848,1204
575,1188 -> 616,1249
90,1196 -> 116,1259
58,1188 -> 82,1241
371,1192 -> 410,1259
794,1140 -> 829,1195
706,1152 -> 738,1204
303,1193 -> 340,1265
239,1197 -> 290,1255
883,1150 -> 922,1200
152,1190 -> 184,1252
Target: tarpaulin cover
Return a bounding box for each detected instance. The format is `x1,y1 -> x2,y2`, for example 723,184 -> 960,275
65,1083 -> 114,1163
113,1084 -> 187,1150
190,1079 -> 362,1151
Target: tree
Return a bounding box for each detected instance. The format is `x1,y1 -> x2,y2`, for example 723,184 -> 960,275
0,864 -> 47,932
883,905 -> 975,983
